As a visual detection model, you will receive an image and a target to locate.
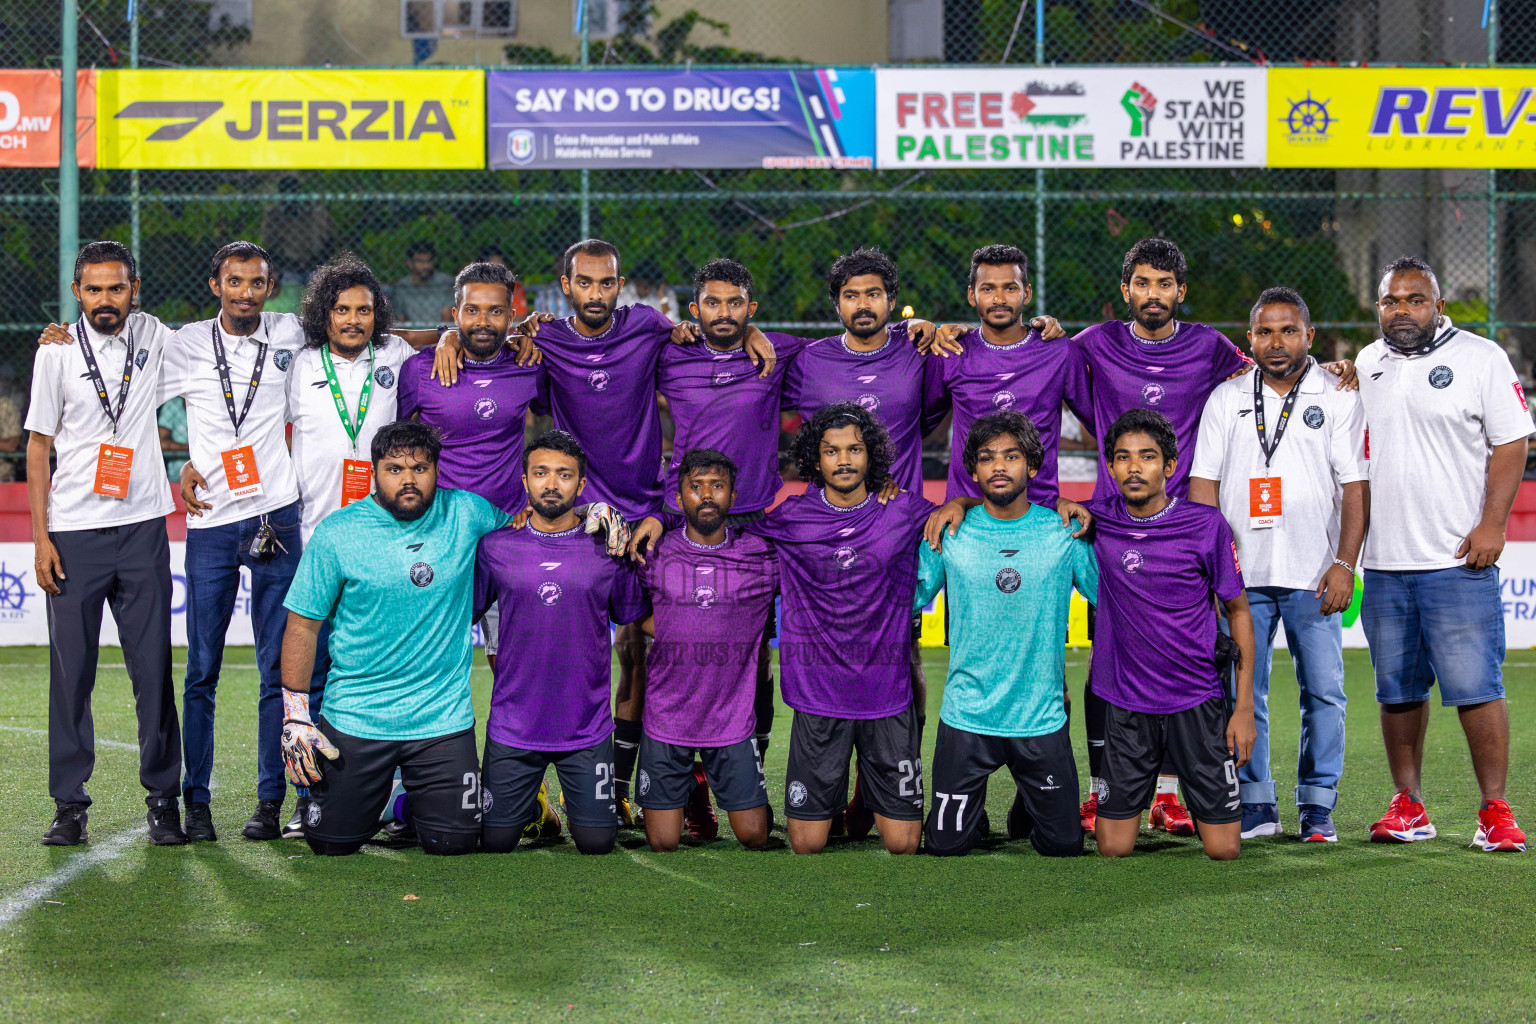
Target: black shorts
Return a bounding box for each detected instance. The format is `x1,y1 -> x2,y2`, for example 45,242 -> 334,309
482,735 -> 616,829
1098,697 -> 1240,825
925,721 -> 1082,857
308,717 -> 481,843
785,706 -> 923,822
637,734 -> 768,812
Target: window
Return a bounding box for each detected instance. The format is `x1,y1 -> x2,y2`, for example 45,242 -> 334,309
573,0 -> 649,40
401,0 -> 517,39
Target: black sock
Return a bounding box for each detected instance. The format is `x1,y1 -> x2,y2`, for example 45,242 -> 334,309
613,717 -> 642,802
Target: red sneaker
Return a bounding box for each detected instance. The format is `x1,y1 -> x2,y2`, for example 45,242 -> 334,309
1079,793 -> 1098,834
1472,799 -> 1526,852
1148,792 -> 1195,836
1369,789 -> 1436,843
683,761 -> 718,842
846,771 -> 875,840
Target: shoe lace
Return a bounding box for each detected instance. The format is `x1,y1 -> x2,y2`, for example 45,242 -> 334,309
1387,791 -> 1419,818
1164,801 -> 1193,823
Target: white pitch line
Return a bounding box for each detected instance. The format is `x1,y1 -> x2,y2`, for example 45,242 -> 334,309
0,726 -> 138,752
0,823 -> 148,929
624,848 -> 723,894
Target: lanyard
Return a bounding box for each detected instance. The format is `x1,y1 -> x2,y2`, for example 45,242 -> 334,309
210,319 -> 267,442
320,342 -> 374,450
1253,361 -> 1309,471
75,316 -> 134,438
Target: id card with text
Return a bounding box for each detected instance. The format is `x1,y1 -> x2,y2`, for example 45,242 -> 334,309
92,443 -> 134,498
1249,476 -> 1281,529
341,459 -> 372,506
221,445 -> 263,499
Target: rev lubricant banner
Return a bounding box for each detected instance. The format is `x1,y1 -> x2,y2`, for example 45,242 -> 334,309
875,67 -> 1267,169
96,69 -> 484,169
486,68 -> 874,169
1269,68 -> 1536,168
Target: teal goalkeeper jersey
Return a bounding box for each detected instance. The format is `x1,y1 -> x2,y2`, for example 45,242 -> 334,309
284,488 -> 509,741
913,503 -> 1098,738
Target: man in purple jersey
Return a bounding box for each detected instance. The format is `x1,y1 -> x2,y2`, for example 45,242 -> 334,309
475,430 -> 649,856
522,240 -> 775,825
1087,409 -> 1256,860
398,262 -> 547,517
636,449 -> 776,852
1071,237 -> 1249,837
938,245 -> 1094,507
749,402 -> 936,856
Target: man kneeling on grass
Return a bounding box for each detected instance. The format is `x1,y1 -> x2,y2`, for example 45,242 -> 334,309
1087,409 -> 1257,861
278,420 -> 509,856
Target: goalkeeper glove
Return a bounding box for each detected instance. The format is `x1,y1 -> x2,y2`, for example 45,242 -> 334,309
281,688 -> 339,787
583,501 -> 632,557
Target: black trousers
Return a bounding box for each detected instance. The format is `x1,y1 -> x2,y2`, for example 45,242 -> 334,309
46,518 -> 180,806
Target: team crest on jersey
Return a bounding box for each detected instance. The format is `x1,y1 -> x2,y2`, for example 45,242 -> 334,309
1120,549 -> 1144,574
273,350 -> 292,372
409,562 -> 434,587
833,546 -> 858,570
992,390 -> 1016,411
693,584 -> 718,609
588,369 -> 611,391
787,780 -> 808,808
135,348 -> 149,369
305,801 -> 322,827
638,770 -> 651,797
473,397 -> 497,420
537,581 -> 563,606
995,567 -> 1021,593
374,366 -> 396,389
1303,405 -> 1324,429
1141,382 -> 1166,406
856,393 -> 881,412
1428,365 -> 1454,389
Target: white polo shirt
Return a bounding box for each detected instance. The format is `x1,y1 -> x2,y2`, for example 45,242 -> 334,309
161,312 -> 305,529
285,334 -> 414,542
1191,359 -> 1367,590
24,312 -> 175,531
1356,321 -> 1535,570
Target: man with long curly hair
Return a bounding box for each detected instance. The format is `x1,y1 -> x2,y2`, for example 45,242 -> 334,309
746,401 -> 937,856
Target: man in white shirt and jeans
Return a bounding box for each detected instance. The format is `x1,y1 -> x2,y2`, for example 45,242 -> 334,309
24,241 -> 185,846
1356,256 -> 1533,853
1191,287 -> 1368,843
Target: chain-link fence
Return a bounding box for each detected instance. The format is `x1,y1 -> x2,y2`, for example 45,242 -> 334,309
2,0 -> 1533,479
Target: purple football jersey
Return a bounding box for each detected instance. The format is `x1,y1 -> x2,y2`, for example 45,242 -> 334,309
749,488 -> 935,719
657,332 -> 809,514
475,524 -> 649,751
1085,497 -> 1244,714
943,328 -> 1093,505
637,528 -> 780,747
534,304 -> 674,520
1073,320 -> 1247,501
397,347 -> 548,514
782,322 -> 950,494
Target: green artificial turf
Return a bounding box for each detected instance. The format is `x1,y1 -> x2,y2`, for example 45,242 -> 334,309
1,645 -> 1533,1022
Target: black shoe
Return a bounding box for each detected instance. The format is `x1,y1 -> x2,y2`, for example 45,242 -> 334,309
146,801 -> 189,846
282,798 -> 310,839
42,802 -> 89,846
977,809 -> 992,837
1006,791 -> 1035,840
185,801 -> 217,842
241,798 -> 284,840
379,818 -> 417,844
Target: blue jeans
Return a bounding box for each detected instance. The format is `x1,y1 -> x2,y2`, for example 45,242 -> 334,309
182,502 -> 303,805
1362,566 -> 1506,707
1239,587 -> 1347,810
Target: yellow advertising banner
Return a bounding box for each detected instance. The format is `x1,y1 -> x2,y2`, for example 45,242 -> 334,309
1269,68 -> 1536,168
97,69 -> 484,169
